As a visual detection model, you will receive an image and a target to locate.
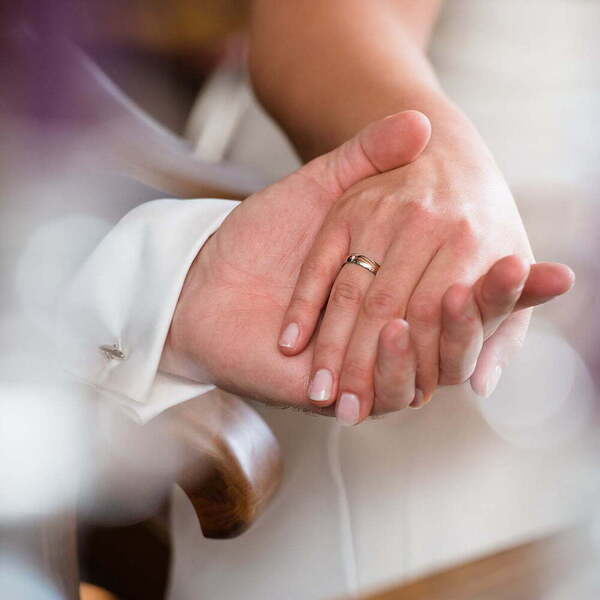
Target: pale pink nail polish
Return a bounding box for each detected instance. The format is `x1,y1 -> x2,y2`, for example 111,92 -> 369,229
484,365 -> 502,398
337,393 -> 360,426
279,322 -> 299,349
308,369 -> 333,402
393,319 -> 410,351
409,389 -> 424,409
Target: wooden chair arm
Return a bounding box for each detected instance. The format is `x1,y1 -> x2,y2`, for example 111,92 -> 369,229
159,391 -> 282,539
86,390 -> 283,539
77,392 -> 282,598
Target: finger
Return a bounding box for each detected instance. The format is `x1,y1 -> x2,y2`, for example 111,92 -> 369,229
470,309 -> 532,398
515,262 -> 575,310
302,110 -> 432,196
439,260 -> 569,390
404,244 -> 470,407
306,249 -> 384,406
440,263 -> 575,394
438,284 -> 484,386
415,254 -> 527,404
335,229 -> 439,422
473,255 -> 530,339
278,223 -> 349,354
280,111 -> 432,357
371,319 -> 417,417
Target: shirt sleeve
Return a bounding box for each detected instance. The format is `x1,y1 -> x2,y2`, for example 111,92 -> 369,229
56,198 -> 239,423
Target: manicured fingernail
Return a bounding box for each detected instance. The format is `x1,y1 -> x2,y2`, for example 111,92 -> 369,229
308,369 -> 333,402
409,389 -> 424,409
484,365 -> 502,398
337,393 -> 360,426
393,319 -> 410,351
279,322 -> 299,349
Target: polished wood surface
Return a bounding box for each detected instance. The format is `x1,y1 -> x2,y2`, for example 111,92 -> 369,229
161,391 -> 283,538
13,390 -> 282,599
84,390 -> 283,539
363,525 -> 600,600
77,391 -> 282,597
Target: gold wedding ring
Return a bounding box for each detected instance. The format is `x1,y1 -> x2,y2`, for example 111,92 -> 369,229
344,254 -> 381,275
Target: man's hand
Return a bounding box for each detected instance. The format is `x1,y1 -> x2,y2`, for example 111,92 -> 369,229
162,111 -> 431,410
162,112 -> 573,417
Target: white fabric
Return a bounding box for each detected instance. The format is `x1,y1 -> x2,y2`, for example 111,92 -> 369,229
57,198 -> 238,422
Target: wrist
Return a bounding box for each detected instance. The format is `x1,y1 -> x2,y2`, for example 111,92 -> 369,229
160,241 -> 215,383
396,85 -> 489,155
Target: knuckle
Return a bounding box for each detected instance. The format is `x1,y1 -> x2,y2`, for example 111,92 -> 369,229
452,218 -> 479,248
446,373 -> 469,386
382,385 -> 414,412
374,395 -> 410,416
363,289 -> 398,320
338,188 -> 372,214
445,303 -> 480,329
404,199 -> 436,223
460,314 -> 481,334
440,362 -> 470,385
342,358 -> 372,386
408,295 -> 441,328
314,340 -> 344,361
289,293 -> 321,315
373,191 -> 400,212
456,216 -> 477,236
440,331 -> 475,373
331,280 -> 363,310
300,258 -> 329,282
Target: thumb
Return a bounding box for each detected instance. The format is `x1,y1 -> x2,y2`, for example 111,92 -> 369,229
515,262 -> 575,310
301,110 -> 431,196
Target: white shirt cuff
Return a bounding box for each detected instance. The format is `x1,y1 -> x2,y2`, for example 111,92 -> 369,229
57,198 -> 239,422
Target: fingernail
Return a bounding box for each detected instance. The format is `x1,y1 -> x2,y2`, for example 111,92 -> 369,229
279,322 -> 299,349
393,319 -> 410,351
337,393 -> 360,426
484,365 -> 502,398
409,389 -> 424,409
308,369 -> 333,402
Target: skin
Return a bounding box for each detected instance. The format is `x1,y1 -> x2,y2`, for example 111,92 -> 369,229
161,113 -> 573,420
279,137 -> 537,420
248,0 -> 574,422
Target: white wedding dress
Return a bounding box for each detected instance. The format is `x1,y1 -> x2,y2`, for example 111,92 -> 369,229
168,1 -> 600,599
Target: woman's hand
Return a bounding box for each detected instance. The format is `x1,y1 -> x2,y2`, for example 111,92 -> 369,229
277,126 -> 574,424
163,111 -> 432,410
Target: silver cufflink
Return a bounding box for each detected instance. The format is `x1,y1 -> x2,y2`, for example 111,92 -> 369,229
99,344 -> 127,361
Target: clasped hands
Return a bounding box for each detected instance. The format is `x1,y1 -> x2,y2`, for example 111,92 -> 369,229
164,111 -> 574,425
